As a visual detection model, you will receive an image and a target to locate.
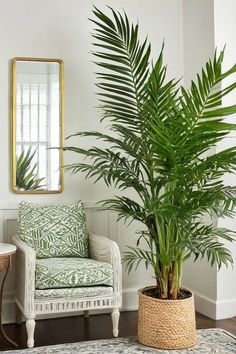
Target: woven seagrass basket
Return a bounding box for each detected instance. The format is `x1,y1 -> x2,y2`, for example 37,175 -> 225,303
138,286 -> 197,349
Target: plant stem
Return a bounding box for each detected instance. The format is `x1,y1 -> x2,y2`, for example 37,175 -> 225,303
155,276 -> 162,298
171,261 -> 178,300
162,266 -> 169,298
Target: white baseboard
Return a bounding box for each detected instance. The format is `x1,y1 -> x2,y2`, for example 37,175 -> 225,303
193,291 -> 217,319
122,288 -> 236,320
216,298 -> 236,320
3,288 -> 236,324
122,287 -> 139,311
192,290 -> 236,320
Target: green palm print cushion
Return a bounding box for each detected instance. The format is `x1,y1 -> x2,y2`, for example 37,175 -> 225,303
35,257 -> 113,289
18,201 -> 89,258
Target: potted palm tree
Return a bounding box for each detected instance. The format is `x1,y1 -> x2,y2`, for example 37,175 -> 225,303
63,7 -> 236,349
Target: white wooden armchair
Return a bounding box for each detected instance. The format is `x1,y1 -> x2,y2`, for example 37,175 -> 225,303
12,202 -> 122,348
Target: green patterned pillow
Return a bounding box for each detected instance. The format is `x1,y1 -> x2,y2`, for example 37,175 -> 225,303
18,201 -> 89,259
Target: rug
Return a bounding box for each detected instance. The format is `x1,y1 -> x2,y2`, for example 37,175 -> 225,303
3,329 -> 236,353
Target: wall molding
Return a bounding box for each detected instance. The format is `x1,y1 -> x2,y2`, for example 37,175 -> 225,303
188,289 -> 236,320
216,297 -> 236,320
193,290 -> 217,320
0,202 -> 117,323
0,201 -> 99,210
2,279 -> 236,323
1,203 -> 236,323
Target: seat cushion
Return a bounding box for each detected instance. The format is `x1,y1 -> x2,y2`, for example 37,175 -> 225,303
35,286 -> 113,299
35,257 -> 113,289
18,201 -> 89,258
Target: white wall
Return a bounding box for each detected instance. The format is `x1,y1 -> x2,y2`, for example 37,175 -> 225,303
214,0 -> 236,319
182,0 -> 218,319
182,0 -> 236,320
0,0 -> 184,203
0,0 -> 184,323
182,0 -> 215,88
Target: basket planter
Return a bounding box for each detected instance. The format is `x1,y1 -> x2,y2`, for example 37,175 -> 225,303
138,286 -> 197,350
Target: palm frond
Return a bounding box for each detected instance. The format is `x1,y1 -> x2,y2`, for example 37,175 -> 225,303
91,6 -> 151,131
100,197 -> 146,224
16,148 -> 46,190
123,246 -> 157,274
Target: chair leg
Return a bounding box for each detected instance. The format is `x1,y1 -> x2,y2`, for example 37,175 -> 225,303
84,310 -> 89,318
26,318 -> 36,348
111,307 -> 120,337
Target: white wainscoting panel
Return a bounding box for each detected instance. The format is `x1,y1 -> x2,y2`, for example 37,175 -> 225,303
0,202 -> 151,323
1,202 -> 234,322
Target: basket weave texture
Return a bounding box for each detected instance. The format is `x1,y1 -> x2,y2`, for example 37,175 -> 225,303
138,287 -> 197,349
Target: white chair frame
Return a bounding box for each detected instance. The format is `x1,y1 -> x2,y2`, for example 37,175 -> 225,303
13,233 -> 122,348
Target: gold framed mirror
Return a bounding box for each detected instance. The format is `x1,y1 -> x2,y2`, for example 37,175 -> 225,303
11,57 -> 64,193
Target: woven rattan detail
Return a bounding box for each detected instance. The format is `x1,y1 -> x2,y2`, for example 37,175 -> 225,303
137,287 -> 197,349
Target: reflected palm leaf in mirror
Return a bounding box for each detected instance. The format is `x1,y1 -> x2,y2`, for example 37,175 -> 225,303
11,57 -> 64,194
16,147 -> 46,191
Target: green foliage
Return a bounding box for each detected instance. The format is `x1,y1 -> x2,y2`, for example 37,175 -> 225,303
63,7 -> 236,299
16,148 -> 45,190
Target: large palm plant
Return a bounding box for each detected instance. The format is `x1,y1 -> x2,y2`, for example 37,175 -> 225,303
64,7 -> 236,300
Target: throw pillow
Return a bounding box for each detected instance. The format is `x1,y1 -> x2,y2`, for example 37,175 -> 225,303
18,201 -> 89,258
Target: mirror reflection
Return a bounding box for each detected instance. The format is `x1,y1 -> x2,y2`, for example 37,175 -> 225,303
11,58 -> 64,193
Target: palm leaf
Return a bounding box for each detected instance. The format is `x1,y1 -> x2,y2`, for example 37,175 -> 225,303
16,148 -> 46,190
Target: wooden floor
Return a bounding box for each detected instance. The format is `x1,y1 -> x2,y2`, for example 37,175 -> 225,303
0,311 -> 235,350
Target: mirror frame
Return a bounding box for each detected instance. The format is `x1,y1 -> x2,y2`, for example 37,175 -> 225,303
11,57 -> 64,194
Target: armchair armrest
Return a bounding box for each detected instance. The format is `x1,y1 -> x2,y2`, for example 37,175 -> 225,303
12,235 -> 36,318
89,233 -> 122,296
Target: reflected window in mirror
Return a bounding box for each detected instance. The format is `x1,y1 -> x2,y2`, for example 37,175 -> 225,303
11,58 -> 64,193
